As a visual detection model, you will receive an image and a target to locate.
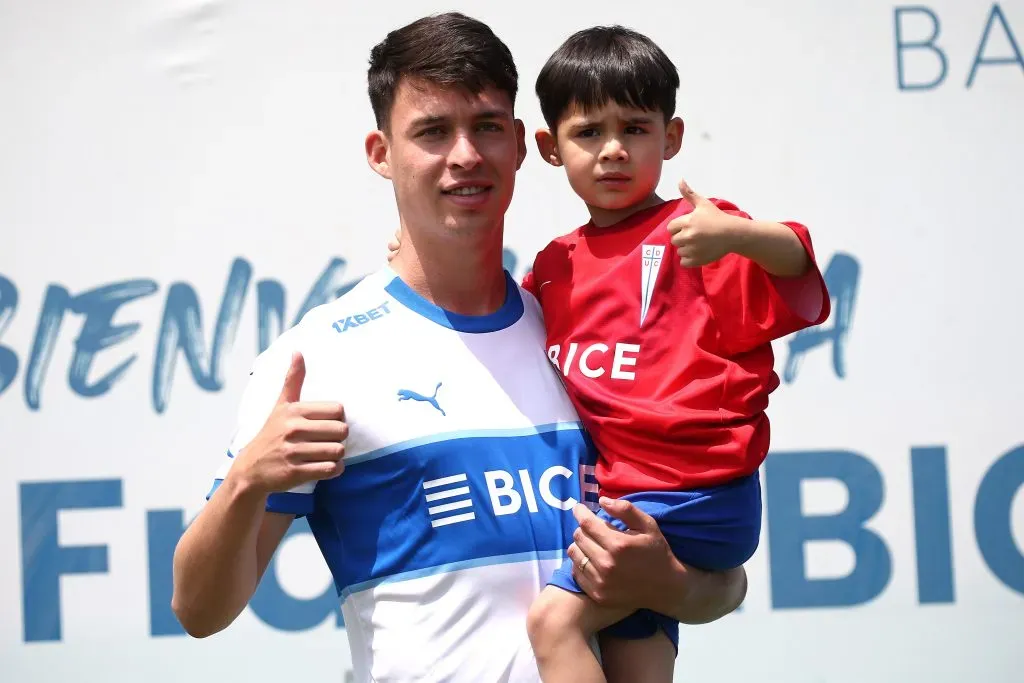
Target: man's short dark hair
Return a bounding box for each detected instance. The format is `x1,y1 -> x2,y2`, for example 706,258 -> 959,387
535,26 -> 679,130
367,12 -> 519,130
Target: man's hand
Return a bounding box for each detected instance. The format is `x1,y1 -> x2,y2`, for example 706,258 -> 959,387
387,229 -> 401,262
230,352 -> 348,495
567,497 -> 747,624
666,179 -> 740,268
566,497 -> 676,610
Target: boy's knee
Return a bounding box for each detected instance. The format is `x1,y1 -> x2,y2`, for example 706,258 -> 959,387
527,588 -> 577,644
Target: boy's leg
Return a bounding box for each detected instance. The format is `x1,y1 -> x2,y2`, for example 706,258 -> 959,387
527,584 -> 631,683
600,631 -> 676,683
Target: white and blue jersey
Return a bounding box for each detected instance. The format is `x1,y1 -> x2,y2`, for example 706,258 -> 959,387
210,267 -> 597,683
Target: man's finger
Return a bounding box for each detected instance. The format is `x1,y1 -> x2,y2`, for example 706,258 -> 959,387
277,352 -> 306,405
294,440 -> 346,462
598,497 -> 658,533
573,503 -> 624,550
566,543 -> 596,592
292,418 -> 349,443
573,524 -> 611,567
678,178 -> 704,206
297,402 -> 346,421
303,459 -> 346,481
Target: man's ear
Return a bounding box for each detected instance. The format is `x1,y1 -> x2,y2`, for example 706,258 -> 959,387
515,119 -> 528,170
535,128 -> 563,167
365,129 -> 392,179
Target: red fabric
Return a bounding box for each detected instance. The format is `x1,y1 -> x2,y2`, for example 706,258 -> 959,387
528,199 -> 830,497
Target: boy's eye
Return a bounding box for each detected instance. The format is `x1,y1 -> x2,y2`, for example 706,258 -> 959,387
418,126 -> 445,138
577,128 -> 599,138
478,121 -> 504,133
625,125 -> 647,135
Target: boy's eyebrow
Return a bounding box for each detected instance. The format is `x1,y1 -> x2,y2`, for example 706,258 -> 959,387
566,114 -> 656,130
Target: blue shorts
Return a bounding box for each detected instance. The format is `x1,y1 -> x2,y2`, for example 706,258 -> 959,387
547,473 -> 762,650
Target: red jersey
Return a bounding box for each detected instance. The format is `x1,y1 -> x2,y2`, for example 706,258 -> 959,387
522,198 -> 830,498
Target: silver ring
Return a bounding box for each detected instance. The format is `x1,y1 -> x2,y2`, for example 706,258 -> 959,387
579,555 -> 590,572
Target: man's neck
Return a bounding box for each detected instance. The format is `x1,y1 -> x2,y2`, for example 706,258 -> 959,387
389,228 -> 507,316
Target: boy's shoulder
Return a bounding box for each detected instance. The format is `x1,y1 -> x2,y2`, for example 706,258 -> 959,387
529,222 -> 586,280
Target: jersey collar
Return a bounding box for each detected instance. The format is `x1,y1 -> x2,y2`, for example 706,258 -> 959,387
384,268 -> 524,333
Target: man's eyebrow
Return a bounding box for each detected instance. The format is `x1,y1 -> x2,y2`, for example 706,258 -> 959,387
474,109 -> 511,120
408,115 -> 447,128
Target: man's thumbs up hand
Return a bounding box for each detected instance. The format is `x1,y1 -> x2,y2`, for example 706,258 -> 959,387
231,351 -> 349,496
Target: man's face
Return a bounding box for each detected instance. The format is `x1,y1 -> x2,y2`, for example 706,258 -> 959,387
369,78 -> 526,239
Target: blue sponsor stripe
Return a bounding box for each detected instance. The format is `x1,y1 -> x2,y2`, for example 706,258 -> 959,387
309,429 -> 594,595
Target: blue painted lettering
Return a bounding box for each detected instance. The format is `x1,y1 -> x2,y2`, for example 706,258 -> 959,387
974,445 -> 1024,595
19,480 -> 123,642
783,253 -> 859,383
967,3 -> 1024,87
0,274 -> 18,395
894,6 -> 948,90
765,450 -> 892,609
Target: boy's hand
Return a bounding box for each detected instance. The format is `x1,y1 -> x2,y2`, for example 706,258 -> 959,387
386,229 -> 401,262
667,179 -> 740,267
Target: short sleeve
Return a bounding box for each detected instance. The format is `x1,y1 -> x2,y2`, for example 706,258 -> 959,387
206,333 -> 318,516
702,204 -> 831,356
520,268 -> 537,297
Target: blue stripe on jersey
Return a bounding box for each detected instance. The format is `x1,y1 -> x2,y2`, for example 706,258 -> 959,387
384,269 -> 524,332
308,427 -> 595,597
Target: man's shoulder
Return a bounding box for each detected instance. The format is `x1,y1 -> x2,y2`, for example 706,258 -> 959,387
294,267 -> 400,336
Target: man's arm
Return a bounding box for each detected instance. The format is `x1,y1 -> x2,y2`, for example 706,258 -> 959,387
171,481 -> 293,637
172,351 -> 347,637
566,498 -> 746,624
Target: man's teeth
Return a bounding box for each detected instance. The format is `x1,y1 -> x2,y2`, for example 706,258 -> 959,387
447,186 -> 487,195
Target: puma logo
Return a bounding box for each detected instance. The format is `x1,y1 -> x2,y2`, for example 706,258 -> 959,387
397,382 -> 446,416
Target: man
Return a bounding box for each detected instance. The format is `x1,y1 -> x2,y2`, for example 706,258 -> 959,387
171,12 -> 745,682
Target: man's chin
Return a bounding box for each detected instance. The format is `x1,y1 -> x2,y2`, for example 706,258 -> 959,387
442,212 -> 501,235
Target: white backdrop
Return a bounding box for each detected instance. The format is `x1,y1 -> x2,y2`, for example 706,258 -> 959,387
2,1 -> 1022,681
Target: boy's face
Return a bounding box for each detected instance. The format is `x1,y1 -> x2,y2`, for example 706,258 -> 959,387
366,78 -> 527,238
539,101 -> 682,226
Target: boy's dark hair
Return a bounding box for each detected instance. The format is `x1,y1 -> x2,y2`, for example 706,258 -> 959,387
367,12 -> 519,130
535,26 -> 679,130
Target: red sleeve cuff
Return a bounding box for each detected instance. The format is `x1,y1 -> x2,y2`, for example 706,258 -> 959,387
769,222 -> 831,326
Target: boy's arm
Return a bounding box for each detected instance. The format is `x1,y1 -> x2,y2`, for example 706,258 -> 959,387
669,179 -> 809,277
726,217 -> 809,278
668,179 -> 830,354
567,499 -> 746,624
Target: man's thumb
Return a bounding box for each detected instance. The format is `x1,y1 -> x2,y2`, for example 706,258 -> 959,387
277,352 -> 306,404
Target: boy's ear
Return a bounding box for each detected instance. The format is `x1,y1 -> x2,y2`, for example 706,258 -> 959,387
534,128 -> 563,167
664,117 -> 684,160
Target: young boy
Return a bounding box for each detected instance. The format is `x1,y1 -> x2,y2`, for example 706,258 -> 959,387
391,24 -> 830,683
522,24 -> 830,683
